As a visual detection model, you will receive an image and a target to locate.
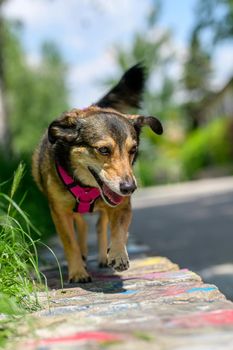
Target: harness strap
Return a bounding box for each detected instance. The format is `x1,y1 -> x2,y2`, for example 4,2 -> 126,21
56,163 -> 100,214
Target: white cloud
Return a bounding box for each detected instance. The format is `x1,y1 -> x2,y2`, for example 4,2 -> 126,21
3,0 -> 47,24
6,0 -> 137,24
88,0 -> 135,15
3,0 -> 150,63
4,0 -> 82,27
3,0 -> 148,38
68,49 -> 118,107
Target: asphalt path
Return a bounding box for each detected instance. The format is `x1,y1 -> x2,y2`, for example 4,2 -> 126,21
131,177 -> 233,300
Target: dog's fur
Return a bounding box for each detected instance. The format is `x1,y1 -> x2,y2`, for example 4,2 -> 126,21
32,64 -> 163,283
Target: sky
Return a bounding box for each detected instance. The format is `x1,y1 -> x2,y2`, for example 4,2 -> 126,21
3,0 -> 233,108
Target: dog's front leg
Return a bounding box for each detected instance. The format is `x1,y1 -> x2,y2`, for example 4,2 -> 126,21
97,210 -> 108,268
50,208 -> 91,283
107,201 -> 132,271
74,213 -> 88,263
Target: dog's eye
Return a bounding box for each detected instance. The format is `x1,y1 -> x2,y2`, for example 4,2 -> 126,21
97,147 -> 111,156
129,145 -> 137,155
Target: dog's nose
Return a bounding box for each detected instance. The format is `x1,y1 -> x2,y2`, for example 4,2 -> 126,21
120,180 -> 137,195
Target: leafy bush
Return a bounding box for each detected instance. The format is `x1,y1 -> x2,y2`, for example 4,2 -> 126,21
180,118 -> 233,179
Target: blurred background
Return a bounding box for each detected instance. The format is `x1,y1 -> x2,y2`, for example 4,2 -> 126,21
0,1 -> 233,296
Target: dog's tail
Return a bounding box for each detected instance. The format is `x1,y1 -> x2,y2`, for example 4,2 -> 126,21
94,63 -> 146,113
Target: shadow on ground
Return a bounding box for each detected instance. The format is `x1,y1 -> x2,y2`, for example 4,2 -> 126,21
42,263 -> 127,294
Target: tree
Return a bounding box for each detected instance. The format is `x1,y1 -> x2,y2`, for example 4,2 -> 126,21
182,0 -> 233,131
183,29 -> 212,130
0,0 -> 69,156
3,27 -> 68,154
194,0 -> 233,44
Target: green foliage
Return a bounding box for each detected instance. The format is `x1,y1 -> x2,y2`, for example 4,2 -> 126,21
0,165 -> 62,348
4,24 -> 68,154
135,118 -> 233,186
180,118 -> 232,179
0,23 -> 67,238
0,164 -> 44,315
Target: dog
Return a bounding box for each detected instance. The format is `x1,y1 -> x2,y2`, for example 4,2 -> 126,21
32,64 -> 163,283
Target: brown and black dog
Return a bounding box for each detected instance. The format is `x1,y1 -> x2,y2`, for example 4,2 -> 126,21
32,64 -> 163,283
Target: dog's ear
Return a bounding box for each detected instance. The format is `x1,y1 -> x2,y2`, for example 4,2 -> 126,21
129,115 -> 163,136
95,63 -> 146,113
48,114 -> 81,144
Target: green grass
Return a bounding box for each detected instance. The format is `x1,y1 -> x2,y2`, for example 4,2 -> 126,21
0,163 -> 63,348
0,154 -> 54,241
0,164 -> 47,347
0,163 -> 45,311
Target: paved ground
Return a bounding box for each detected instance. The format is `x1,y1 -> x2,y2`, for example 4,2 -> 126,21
131,177 -> 233,300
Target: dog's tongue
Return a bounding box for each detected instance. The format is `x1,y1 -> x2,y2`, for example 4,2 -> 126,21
102,184 -> 123,205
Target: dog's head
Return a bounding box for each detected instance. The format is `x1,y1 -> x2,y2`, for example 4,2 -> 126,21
48,65 -> 163,206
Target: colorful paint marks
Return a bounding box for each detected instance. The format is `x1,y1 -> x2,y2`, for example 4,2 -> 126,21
168,309 -> 233,328
27,331 -> 123,349
119,289 -> 138,295
187,286 -> 217,293
20,255 -> 233,350
132,257 -> 166,267
41,331 -> 122,344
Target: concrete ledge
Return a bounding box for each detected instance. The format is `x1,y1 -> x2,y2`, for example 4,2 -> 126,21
15,256 -> 233,350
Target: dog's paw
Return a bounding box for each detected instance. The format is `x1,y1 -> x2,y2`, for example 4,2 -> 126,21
69,268 -> 92,284
107,246 -> 129,272
98,260 -> 108,269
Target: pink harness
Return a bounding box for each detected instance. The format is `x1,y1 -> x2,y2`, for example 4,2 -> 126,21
56,163 -> 101,214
